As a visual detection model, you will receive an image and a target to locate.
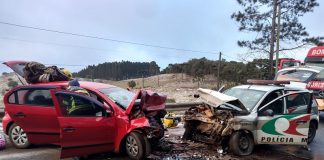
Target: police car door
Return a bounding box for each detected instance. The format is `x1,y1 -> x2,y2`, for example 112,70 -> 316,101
256,91 -> 311,145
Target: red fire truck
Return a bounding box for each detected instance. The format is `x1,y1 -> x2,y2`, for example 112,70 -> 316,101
277,58 -> 301,70
305,43 -> 324,111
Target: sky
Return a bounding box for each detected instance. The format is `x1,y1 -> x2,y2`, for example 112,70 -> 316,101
0,0 -> 323,73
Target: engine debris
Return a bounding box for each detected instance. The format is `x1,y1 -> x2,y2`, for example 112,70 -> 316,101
182,103 -> 234,144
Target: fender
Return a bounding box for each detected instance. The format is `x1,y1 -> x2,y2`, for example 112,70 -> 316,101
113,116 -> 151,152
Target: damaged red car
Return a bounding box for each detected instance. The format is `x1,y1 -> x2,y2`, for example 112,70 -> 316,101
2,61 -> 166,159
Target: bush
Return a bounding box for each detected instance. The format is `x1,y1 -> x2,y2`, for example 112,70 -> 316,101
128,80 -> 136,89
8,80 -> 18,88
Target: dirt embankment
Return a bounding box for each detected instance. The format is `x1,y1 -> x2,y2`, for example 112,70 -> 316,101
108,73 -> 221,103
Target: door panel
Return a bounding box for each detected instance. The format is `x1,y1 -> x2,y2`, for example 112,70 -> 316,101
5,89 -> 60,144
257,114 -> 310,145
58,117 -> 116,158
257,92 -> 311,145
52,91 -> 117,158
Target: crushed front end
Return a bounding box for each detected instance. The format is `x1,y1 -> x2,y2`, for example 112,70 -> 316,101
183,103 -> 234,144
128,90 -> 167,140
182,88 -> 249,145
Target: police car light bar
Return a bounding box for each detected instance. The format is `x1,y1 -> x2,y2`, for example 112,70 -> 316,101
247,79 -> 290,85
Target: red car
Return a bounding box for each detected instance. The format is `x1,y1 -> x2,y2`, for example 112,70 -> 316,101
2,61 -> 166,159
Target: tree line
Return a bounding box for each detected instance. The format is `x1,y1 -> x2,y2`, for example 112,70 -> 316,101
75,58 -> 273,85
161,57 -> 272,85
75,61 -> 160,80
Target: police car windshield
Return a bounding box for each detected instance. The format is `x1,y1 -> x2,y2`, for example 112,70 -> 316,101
275,70 -> 316,83
99,87 -> 135,109
224,88 -> 266,110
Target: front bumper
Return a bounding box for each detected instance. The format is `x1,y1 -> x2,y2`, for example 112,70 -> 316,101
2,112 -> 11,135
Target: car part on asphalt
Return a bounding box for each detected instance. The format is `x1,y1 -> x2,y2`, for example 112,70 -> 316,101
163,112 -> 182,128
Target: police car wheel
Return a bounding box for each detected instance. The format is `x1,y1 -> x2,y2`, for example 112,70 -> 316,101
308,122 -> 316,144
9,123 -> 30,149
229,131 -> 254,156
125,132 -> 149,160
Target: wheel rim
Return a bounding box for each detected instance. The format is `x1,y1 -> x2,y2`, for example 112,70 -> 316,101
11,126 -> 28,146
239,134 -> 249,150
126,136 -> 138,156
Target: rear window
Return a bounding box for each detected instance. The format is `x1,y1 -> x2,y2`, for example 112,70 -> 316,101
275,70 -> 316,83
8,89 -> 54,107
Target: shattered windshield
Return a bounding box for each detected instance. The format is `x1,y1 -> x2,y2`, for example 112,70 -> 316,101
223,88 -> 266,110
275,70 -> 316,83
99,87 -> 135,109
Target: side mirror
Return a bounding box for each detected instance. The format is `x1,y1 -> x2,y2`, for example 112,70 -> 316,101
263,109 -> 274,117
107,107 -> 112,113
218,85 -> 225,93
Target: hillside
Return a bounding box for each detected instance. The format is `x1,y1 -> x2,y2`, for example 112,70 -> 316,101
107,73 -> 220,103
0,72 -> 21,108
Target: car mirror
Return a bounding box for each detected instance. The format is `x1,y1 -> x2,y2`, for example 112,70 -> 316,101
218,85 -> 225,93
263,109 -> 274,117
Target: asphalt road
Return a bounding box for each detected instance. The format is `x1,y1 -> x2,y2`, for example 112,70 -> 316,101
1,113 -> 324,160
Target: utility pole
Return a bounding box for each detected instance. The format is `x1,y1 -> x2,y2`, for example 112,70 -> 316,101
217,52 -> 222,90
275,1 -> 281,73
269,0 -> 278,79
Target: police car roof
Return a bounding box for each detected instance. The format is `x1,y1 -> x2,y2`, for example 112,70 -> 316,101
278,65 -> 324,73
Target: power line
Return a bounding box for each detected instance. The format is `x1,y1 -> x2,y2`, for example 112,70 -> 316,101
0,36 -> 215,60
0,21 -> 220,55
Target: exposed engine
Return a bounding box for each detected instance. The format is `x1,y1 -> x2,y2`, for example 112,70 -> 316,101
183,103 -> 234,144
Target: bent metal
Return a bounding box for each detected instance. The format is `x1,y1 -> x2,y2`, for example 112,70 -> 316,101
261,137 -> 307,143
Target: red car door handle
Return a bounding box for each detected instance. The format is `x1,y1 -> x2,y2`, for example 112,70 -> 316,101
63,127 -> 75,132
14,112 -> 25,118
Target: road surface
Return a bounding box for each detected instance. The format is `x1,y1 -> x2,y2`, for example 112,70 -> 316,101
1,113 -> 324,160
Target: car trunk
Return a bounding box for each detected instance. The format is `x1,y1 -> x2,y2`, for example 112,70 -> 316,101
3,61 -> 29,85
183,88 -> 249,144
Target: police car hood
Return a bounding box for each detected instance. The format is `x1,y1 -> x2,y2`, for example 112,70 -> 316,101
198,88 -> 249,113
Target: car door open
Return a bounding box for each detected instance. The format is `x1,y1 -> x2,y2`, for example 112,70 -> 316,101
256,91 -> 311,145
51,90 -> 117,158
4,86 -> 60,144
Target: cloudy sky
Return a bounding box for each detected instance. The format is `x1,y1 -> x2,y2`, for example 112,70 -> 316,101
0,0 -> 323,73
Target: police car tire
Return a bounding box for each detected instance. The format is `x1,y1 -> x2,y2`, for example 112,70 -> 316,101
308,122 -> 316,144
229,131 -> 254,156
9,123 -> 30,149
125,132 -> 148,160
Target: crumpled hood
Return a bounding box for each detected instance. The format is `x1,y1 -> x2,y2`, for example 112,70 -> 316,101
198,88 -> 249,113
125,90 -> 167,115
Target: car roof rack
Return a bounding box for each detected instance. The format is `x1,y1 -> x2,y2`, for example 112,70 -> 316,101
247,79 -> 290,86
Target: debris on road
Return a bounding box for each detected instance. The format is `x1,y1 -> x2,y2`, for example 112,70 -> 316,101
163,112 -> 182,128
